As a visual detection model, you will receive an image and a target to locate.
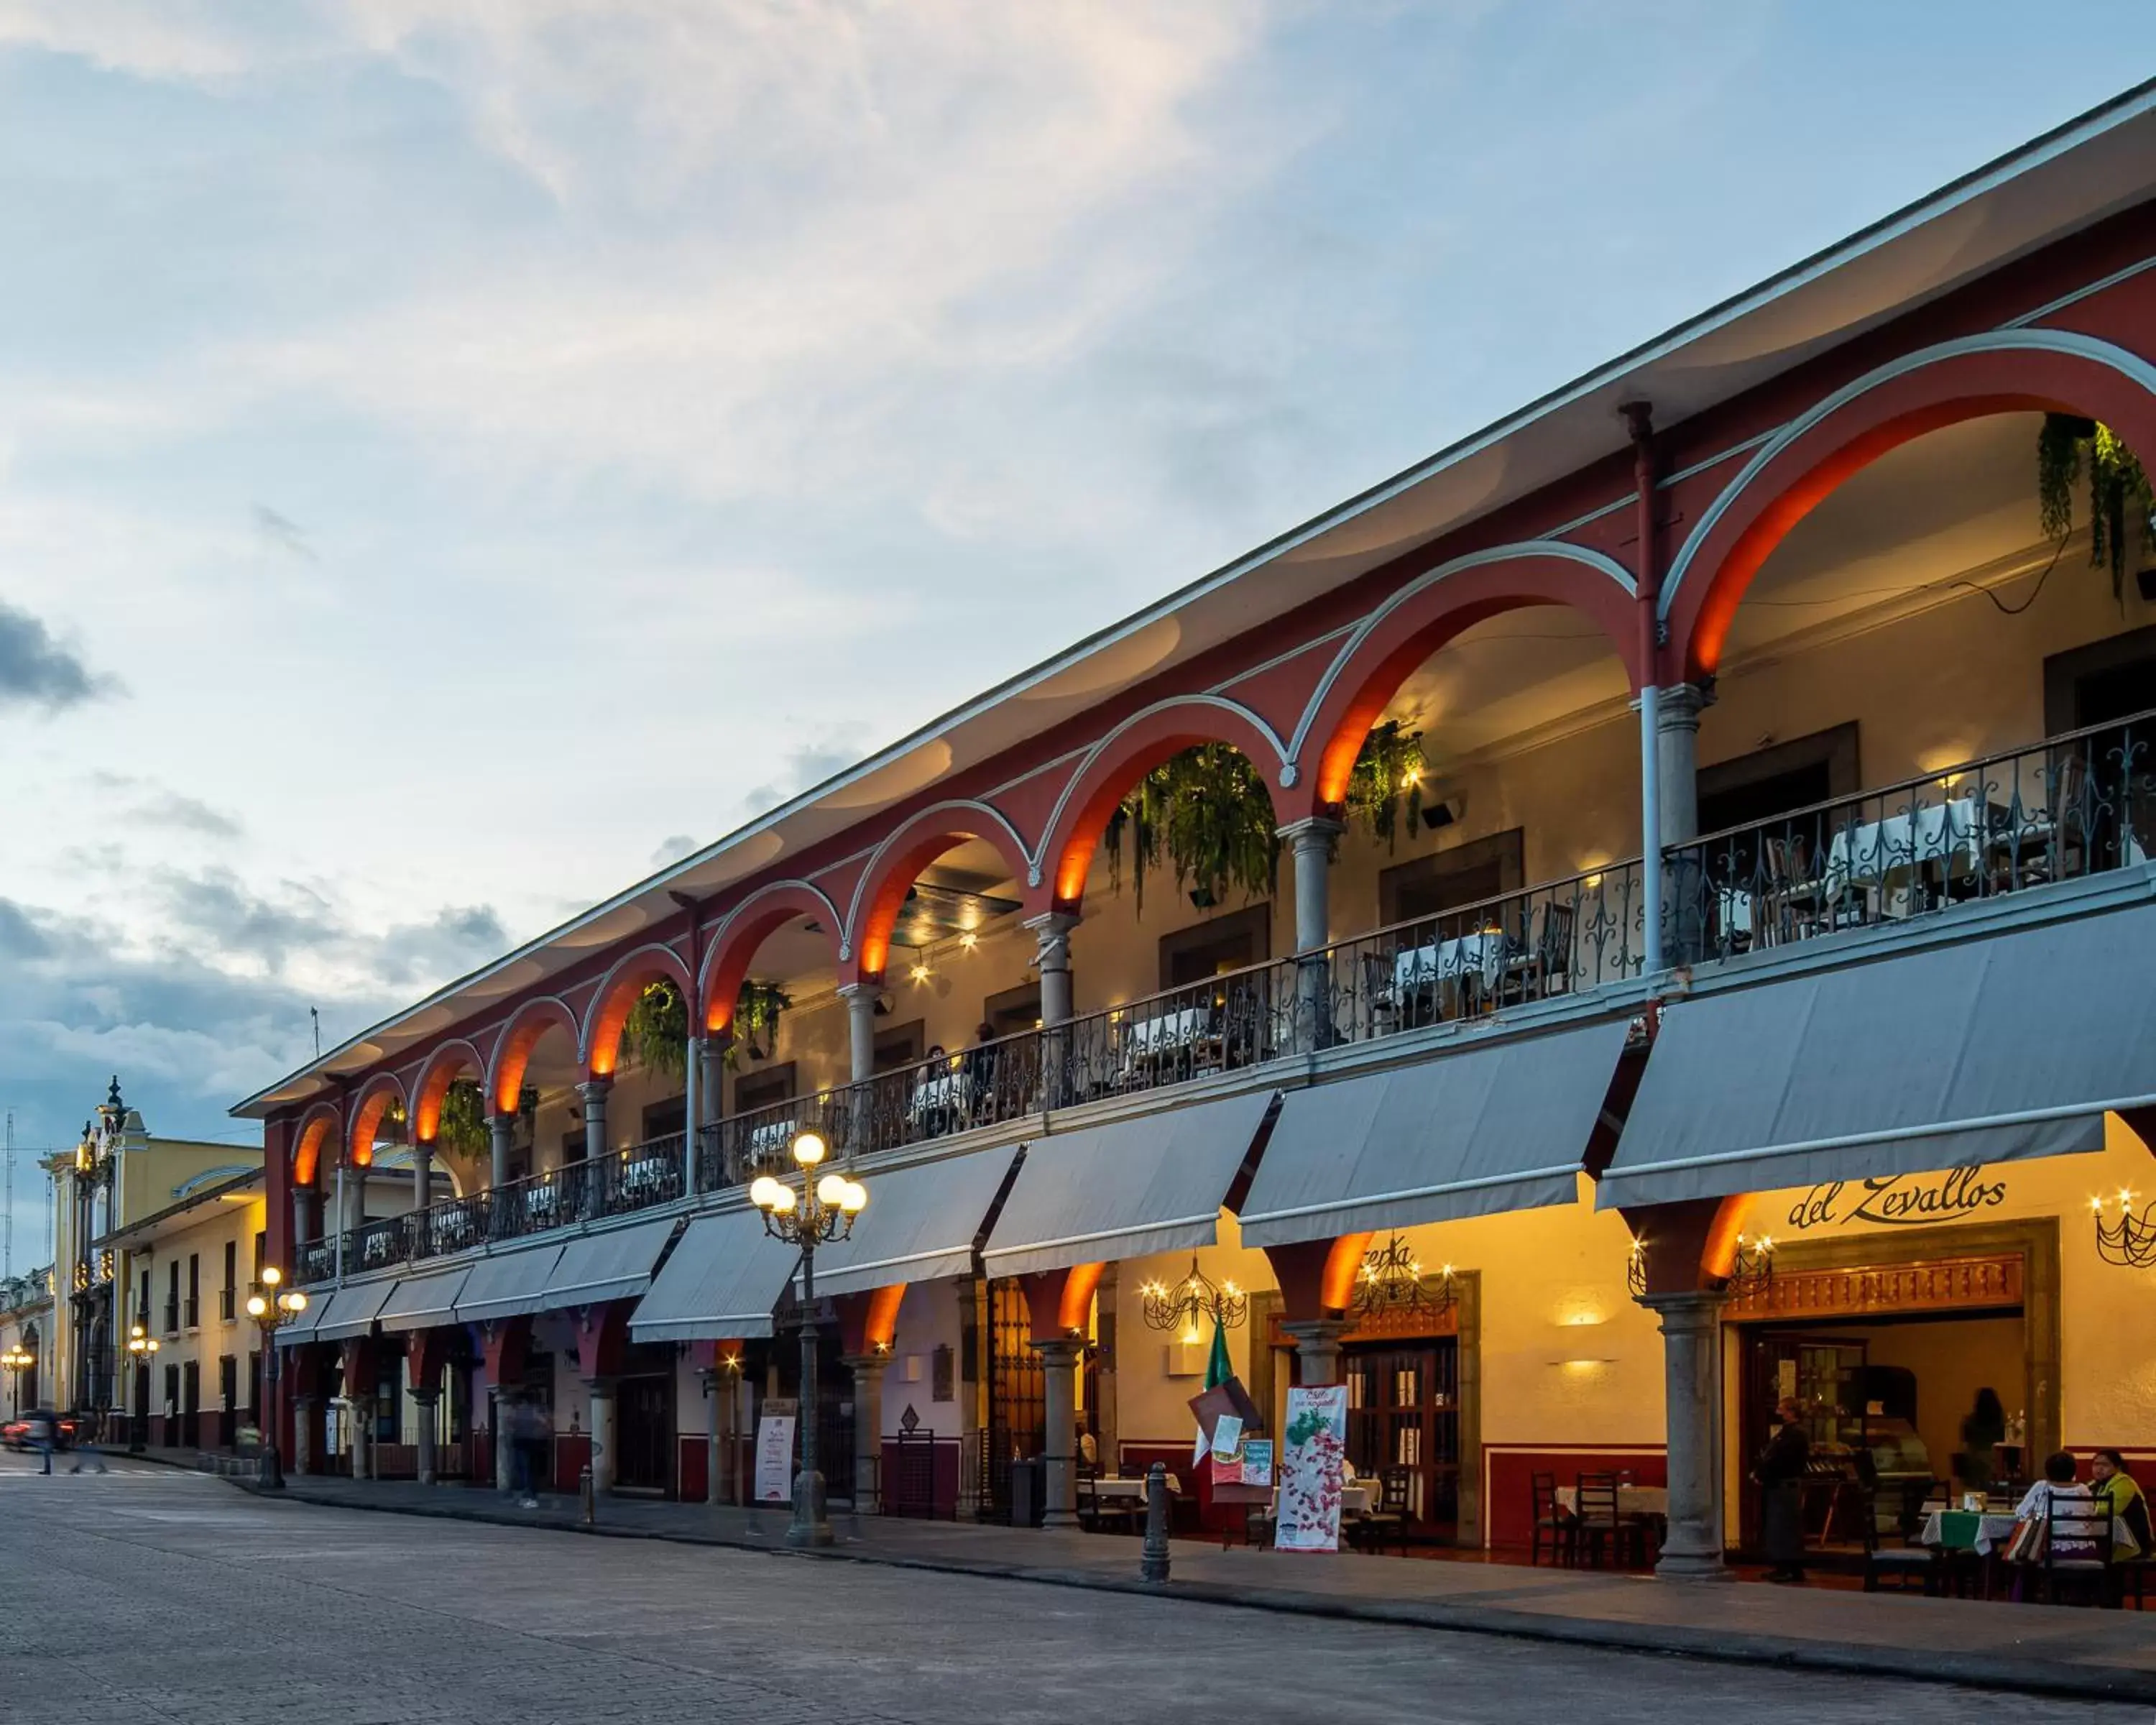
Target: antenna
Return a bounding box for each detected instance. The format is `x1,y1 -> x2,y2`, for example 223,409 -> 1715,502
311,1006 -> 321,1059
3,1109 -> 11,1278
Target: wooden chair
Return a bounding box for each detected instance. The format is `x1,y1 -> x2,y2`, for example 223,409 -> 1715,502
1861,1486 -> 1941,1595
1573,1472 -> 1646,1570
2040,1492 -> 2113,1606
1353,1467 -> 1413,1556
1529,1470 -> 1572,1568
1079,1463 -> 1138,1536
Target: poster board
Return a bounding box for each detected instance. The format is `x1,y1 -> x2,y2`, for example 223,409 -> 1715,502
1276,1385 -> 1349,1551
753,1414 -> 797,1503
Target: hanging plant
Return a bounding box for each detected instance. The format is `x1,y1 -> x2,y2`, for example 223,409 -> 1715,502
623,978 -> 690,1080
724,980 -> 793,1070
2037,413 -> 2154,604
436,1078 -> 490,1159
1343,719 -> 1427,852
1104,743 -> 1279,914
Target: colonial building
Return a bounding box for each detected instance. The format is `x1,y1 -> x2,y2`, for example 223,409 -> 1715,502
236,87 -> 2156,1573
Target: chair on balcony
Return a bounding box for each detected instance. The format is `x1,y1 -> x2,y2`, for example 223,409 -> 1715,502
1503,902 -> 1574,1005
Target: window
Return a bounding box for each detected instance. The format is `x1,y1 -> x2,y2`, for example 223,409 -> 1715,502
162,1362 -> 180,1417
221,1241 -> 237,1322
1695,724 -> 1860,837
182,1359 -> 201,1417
561,1128 -> 587,1167
1378,829 -> 1525,929
982,980 -> 1042,1039
640,1096 -> 686,1142
734,1062 -> 796,1116
217,1355 -> 237,1412
137,1270 -> 152,1334
247,1351 -> 262,1418
165,1261 -> 180,1335
185,1253 -> 201,1328
252,1230 -> 266,1285
872,1020 -> 925,1074
1157,902 -> 1272,990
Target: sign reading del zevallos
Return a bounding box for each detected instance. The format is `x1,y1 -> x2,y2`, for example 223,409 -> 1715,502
1786,1167 -> 2007,1231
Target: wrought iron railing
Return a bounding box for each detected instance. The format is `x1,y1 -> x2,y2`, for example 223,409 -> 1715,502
1665,708 -> 2156,965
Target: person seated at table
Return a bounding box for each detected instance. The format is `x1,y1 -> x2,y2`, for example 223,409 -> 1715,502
2014,1450 -> 2098,1557
2090,1449 -> 2152,1559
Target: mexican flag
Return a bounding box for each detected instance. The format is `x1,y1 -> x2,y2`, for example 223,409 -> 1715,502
1192,1315 -> 1232,1463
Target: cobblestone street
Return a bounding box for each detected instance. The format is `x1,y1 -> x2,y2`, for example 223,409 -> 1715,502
0,1462 -> 2135,1724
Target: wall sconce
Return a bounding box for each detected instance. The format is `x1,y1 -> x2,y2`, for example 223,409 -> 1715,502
1419,794 -> 1465,833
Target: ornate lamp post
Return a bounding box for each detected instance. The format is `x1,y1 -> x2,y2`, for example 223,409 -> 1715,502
244,1266 -> 309,1489
748,1131 -> 867,1549
125,1325 -> 160,1452
1,1346 -> 32,1417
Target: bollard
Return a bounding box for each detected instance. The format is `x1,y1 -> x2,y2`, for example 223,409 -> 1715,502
579,1463 -> 595,1526
1140,1461 -> 1171,1584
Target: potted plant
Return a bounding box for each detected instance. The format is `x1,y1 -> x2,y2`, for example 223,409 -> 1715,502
2038,413 -> 2153,602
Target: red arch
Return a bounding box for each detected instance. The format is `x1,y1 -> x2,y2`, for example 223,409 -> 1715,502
292,1103 -> 341,1188
411,1039 -> 489,1145
1294,546 -> 1642,811
697,883 -> 843,1036
487,996 -> 580,1116
1043,699 -> 1291,912
847,802 -> 1039,983
1666,336 -> 2156,681
346,1073 -> 407,1170
585,942 -> 696,1079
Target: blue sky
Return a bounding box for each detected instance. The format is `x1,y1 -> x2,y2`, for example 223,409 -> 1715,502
0,3 -> 2147,1221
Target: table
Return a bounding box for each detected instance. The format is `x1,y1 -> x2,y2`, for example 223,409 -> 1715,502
744,1118 -> 797,1161
1392,932 -> 1504,995
1823,796 -> 1996,895
1123,1007 -> 1215,1056
1088,1477 -> 1368,1514
1917,1508 -> 2019,1555
1555,1484 -> 1668,1519
908,1072 -> 977,1127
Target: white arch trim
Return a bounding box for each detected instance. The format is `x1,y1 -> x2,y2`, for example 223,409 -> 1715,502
1285,539 -> 1637,766
579,941 -> 697,1067
484,994 -> 583,1102
1662,328 -> 2156,622
695,879 -> 847,998
841,799 -> 1039,958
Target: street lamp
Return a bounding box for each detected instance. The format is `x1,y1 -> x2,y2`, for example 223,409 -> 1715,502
243,1265 -> 309,1489
125,1325 -> 160,1452
748,1130 -> 867,1548
1,1346 -> 32,1417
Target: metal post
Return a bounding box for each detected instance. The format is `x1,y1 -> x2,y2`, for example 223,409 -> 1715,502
259,1333 -> 285,1489
1141,1461 -> 1171,1583
580,1462 -> 596,1525
788,1234 -> 831,1547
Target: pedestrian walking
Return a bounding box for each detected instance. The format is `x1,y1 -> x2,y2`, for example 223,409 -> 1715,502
29,1407 -> 57,1475
70,1412 -> 110,1473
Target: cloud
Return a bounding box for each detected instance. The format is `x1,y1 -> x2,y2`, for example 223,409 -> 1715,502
89,773 -> 246,840
155,867 -> 340,969
0,599 -> 116,712
374,903 -> 509,986
252,503 -> 316,563
648,834 -> 697,868
739,737 -> 870,814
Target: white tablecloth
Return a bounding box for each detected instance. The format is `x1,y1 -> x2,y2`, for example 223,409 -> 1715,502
1089,1476 -> 1368,1515
745,1118 -> 797,1159
1825,796 -> 1991,892
1555,1484 -> 1668,1519
1393,932 -> 1504,993
1123,1006 -> 1215,1057
908,1072 -> 976,1123
1916,1509 -> 2019,1555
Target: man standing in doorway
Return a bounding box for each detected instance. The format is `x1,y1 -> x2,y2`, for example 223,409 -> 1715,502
1756,1397 -> 1811,1584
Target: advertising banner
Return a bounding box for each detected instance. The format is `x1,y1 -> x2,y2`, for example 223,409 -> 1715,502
1276,1385 -> 1349,1552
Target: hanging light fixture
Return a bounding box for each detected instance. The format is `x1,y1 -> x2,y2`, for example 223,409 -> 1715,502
1725,1232 -> 1776,1297
2094,1189 -> 2156,1268
1626,1235 -> 1649,1300
1349,1234 -> 1456,1319
1138,1255 -> 1248,1333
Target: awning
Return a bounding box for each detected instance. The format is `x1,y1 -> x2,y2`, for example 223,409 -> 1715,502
453,1242 -> 567,1325
546,1218 -> 679,1309
630,1210 -> 801,1342
1598,906 -> 2156,1210
1238,1018 -> 1636,1247
313,1277 -> 397,1343
982,1090 -> 1277,1279
275,1288 -> 329,1348
799,1146 -> 1021,1300
377,1266 -> 469,1334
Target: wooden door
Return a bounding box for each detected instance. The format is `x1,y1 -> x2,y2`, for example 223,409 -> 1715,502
1342,1342 -> 1460,1540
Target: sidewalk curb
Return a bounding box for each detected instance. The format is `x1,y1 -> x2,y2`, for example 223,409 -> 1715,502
225,1478 -> 2156,1706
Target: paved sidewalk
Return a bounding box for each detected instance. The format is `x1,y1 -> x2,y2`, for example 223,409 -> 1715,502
163,1457 -> 2156,1703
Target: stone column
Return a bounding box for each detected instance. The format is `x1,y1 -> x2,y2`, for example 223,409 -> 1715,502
1032,1337 -> 1084,1530
1280,1317 -> 1353,1386
412,1141 -> 434,1215
294,1184 -> 321,1246
1023,912 -> 1078,1108
837,983 -> 879,1084
696,1037 -> 727,1192
701,1368 -> 725,1505
1657,682 -> 1709,965
487,1113 -> 515,1190
1279,818 -> 1343,1053
492,1388 -> 515,1494
586,1379 -> 616,1494
349,1397 -> 372,1480
844,1353 -> 888,1514
1641,1289 -> 1730,1581
292,1394 -> 317,1477
413,1387 -> 440,1485
577,1078 -> 612,1218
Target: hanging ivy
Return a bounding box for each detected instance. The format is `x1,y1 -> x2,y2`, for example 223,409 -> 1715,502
623,978 -> 690,1080
436,1078 -> 490,1159
2037,413 -> 2154,604
1343,719 -> 1427,852
726,980 -> 793,1070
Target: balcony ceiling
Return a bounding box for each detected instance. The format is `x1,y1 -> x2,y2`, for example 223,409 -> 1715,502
236,85 -> 2156,1120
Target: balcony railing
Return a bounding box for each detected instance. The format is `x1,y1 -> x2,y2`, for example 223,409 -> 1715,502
1667,707 -> 2156,966
292,1133 -> 691,1285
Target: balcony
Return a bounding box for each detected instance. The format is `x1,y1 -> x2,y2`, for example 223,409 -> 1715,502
1667,707 -> 2155,965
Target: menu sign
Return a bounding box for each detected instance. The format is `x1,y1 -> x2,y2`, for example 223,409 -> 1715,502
1276,1386 -> 1349,1552
753,1413 -> 797,1504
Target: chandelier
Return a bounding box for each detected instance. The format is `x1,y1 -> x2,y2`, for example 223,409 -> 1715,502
1138,1256 -> 1247,1333
1725,1232 -> 1775,1297
2093,1189 -> 2156,1268
1350,1234 -> 1455,1318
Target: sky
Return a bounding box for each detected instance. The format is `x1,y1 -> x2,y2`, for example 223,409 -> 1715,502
0,2 -> 2148,1223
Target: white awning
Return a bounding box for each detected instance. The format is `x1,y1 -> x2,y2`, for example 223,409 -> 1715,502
275,1287 -> 330,1348
630,1210 -> 801,1342
452,1243 -> 567,1325
313,1277 -> 397,1343
1238,1018 -> 1636,1246
800,1146 -> 1021,1301
981,1090 -> 1277,1280
546,1218 -> 679,1310
376,1267 -> 469,1335
1598,906 -> 2156,1210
